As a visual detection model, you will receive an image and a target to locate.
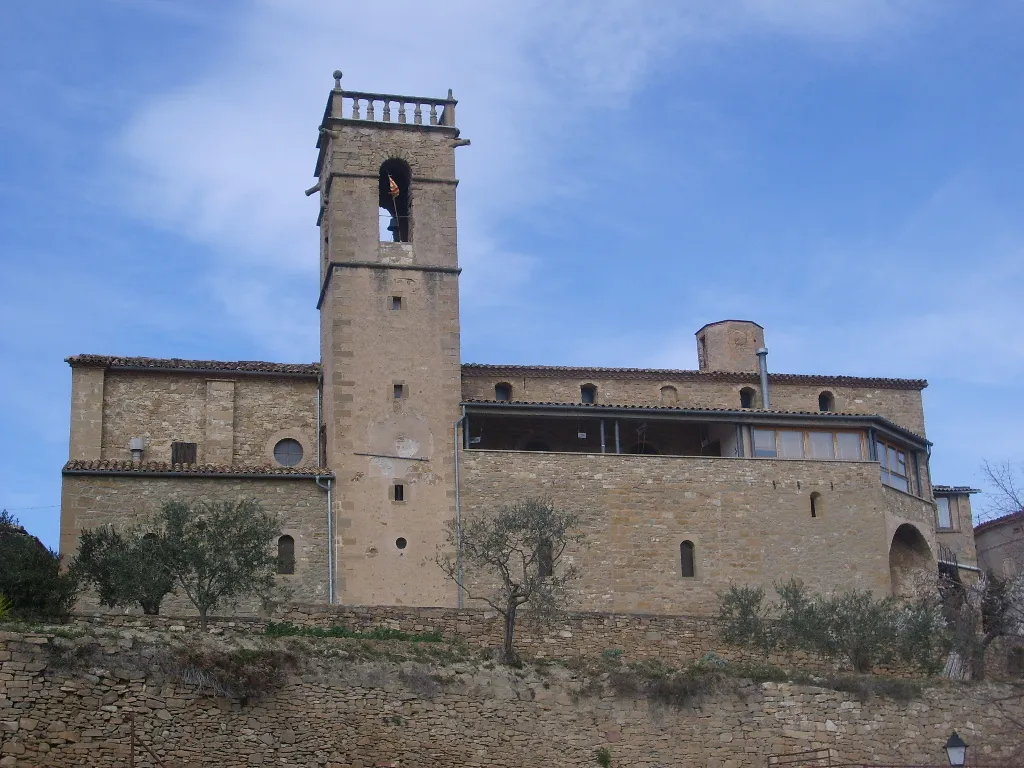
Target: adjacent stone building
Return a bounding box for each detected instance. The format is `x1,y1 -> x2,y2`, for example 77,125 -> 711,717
60,72 -> 980,614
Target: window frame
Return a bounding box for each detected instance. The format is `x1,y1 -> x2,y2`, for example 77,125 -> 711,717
936,496 -> 954,531
752,429 -> 865,461
875,438 -> 911,493
494,382 -> 512,402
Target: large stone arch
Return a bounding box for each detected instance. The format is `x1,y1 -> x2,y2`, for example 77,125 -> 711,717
888,523 -> 933,597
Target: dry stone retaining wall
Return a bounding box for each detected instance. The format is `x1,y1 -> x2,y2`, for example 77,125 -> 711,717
1,627 -> 1022,768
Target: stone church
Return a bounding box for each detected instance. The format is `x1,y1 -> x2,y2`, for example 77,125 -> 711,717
60,72 -> 980,615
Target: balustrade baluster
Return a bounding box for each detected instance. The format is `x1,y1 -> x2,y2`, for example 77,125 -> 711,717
367,99 -> 375,121
351,97 -> 361,120
383,100 -> 391,121
398,101 -> 407,124
414,102 -> 422,125
429,104 -> 438,125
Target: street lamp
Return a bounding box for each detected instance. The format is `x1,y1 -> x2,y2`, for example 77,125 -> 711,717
945,731 -> 968,766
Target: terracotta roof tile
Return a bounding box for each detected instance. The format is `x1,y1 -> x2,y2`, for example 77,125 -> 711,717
63,460 -> 332,478
462,363 -> 927,390
66,355 -> 320,377
974,509 -> 1024,535
933,485 -> 981,495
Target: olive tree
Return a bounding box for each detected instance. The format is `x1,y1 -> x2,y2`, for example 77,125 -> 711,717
437,498 -> 584,663
73,527 -> 175,615
150,499 -> 281,629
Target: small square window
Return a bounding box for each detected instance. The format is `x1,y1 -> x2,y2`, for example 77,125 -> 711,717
393,483 -> 405,502
391,296 -> 403,310
394,384 -> 405,399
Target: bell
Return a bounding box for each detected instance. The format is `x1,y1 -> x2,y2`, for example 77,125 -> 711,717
387,216 -> 399,239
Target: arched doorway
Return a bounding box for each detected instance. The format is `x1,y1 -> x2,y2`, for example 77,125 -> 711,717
888,523 -> 932,597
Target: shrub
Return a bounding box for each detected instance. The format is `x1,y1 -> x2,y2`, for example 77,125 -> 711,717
0,511 -> 79,621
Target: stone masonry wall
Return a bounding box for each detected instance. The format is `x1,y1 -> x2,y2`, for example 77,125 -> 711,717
461,373 -> 927,437
59,476 -> 329,604
99,370 -> 318,468
461,450 -> 896,615
1,627 -> 1022,768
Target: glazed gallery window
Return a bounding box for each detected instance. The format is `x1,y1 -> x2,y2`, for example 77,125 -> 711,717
876,439 -> 910,493
753,429 -> 864,460
936,497 -> 953,530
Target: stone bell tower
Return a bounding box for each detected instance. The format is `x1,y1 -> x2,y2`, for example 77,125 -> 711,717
313,71 -> 465,606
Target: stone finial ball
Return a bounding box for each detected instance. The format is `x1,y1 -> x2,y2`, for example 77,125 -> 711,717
333,70 -> 343,80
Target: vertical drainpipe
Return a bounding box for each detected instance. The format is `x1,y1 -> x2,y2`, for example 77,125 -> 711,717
614,420 -> 621,454
735,424 -> 744,457
453,407 -> 466,609
314,373 -> 335,604
756,348 -> 770,409
600,419 -> 606,453
315,475 -> 335,605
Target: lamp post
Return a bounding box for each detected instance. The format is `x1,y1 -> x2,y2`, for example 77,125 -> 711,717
945,731 -> 968,766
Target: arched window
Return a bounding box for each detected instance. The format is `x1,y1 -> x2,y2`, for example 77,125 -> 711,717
379,159 -> 412,242
581,384 -> 597,404
810,491 -> 824,518
818,391 -> 835,412
494,382 -> 512,401
740,387 -> 757,409
659,385 -> 677,405
537,540 -> 553,579
277,535 -> 295,575
680,540 -> 695,578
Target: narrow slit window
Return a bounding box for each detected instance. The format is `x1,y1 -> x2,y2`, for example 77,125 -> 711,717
393,483 -> 405,502
394,383 -> 405,400
537,540 -> 553,579
391,296 -> 403,310
277,535 -> 295,575
680,540 -> 696,578
810,492 -> 823,518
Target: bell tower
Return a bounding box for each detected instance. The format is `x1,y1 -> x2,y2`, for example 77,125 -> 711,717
313,71 -> 465,606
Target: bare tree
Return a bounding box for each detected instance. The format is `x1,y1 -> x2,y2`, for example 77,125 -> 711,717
436,498 -> 583,663
981,460 -> 1024,521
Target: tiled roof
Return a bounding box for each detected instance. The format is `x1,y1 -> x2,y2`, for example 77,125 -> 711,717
66,355 -> 320,377
933,485 -> 981,495
462,363 -> 927,390
63,460 -> 332,478
461,399 -> 929,443
974,509 -> 1024,535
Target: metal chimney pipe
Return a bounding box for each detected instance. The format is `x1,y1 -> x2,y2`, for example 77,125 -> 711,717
756,348 -> 770,409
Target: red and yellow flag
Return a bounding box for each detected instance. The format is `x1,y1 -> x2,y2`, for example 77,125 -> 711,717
388,175 -> 400,198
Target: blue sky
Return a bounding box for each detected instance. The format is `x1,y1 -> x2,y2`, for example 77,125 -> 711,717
2,1 -> 1022,549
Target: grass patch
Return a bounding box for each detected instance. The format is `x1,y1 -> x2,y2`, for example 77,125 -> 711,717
264,621 -> 443,643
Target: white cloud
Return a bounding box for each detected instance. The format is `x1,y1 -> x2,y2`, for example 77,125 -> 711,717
112,0 -> 939,353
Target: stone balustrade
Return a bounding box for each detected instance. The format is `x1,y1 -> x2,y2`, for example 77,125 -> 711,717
326,70 -> 456,127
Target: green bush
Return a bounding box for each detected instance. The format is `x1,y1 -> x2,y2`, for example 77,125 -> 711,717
717,580 -> 946,673
0,511 -> 79,621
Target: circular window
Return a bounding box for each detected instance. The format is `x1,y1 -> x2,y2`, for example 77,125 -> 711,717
395,537 -> 407,550
273,438 -> 304,467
